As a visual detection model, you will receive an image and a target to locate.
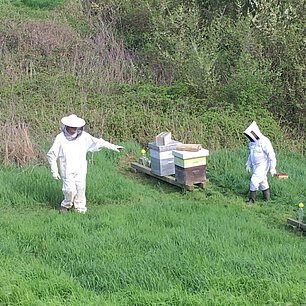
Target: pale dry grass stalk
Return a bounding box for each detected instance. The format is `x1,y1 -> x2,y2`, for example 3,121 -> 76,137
0,18 -> 137,86
68,23 -> 137,85
1,121 -> 36,166
0,20 -> 79,80
19,20 -> 77,55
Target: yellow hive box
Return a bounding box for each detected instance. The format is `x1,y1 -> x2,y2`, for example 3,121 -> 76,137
174,156 -> 207,168
173,149 -> 209,169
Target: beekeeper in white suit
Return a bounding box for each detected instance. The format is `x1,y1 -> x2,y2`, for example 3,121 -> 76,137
47,114 -> 123,213
244,121 -> 276,204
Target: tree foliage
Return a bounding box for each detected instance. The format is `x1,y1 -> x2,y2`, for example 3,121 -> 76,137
88,0 -> 305,132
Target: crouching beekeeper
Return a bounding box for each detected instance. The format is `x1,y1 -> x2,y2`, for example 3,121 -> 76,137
47,114 -> 123,213
244,121 -> 276,204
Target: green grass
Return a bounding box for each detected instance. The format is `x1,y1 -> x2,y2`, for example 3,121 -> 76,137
1,145 -> 306,305
1,0 -> 63,10
0,1 -> 61,22
0,0 -> 89,35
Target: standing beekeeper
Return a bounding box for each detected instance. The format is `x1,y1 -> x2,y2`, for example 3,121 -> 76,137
244,121 -> 277,204
47,114 -> 123,213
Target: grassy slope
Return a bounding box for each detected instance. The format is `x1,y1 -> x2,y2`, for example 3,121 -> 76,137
1,2 -> 306,305
1,145 -> 306,305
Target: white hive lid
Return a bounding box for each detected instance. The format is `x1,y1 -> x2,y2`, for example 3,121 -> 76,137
173,148 -> 209,159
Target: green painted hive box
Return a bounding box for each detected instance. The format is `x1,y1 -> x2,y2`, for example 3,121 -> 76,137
173,149 -> 209,168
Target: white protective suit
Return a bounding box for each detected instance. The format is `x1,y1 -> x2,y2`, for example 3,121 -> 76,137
244,121 -> 276,192
47,115 -> 122,213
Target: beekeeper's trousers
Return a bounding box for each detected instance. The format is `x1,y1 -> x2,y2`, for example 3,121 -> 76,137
61,172 -> 87,213
249,163 -> 269,192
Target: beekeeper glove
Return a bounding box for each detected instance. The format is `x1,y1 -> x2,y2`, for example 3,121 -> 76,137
93,138 -> 124,152
270,168 -> 276,176
113,145 -> 124,152
246,164 -> 251,174
105,143 -> 124,152
52,172 -> 61,180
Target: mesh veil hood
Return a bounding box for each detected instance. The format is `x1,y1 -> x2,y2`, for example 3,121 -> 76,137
60,115 -> 85,141
244,121 -> 264,141
61,124 -> 83,141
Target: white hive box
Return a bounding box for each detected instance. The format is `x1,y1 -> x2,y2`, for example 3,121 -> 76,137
148,140 -> 180,176
155,132 -> 172,146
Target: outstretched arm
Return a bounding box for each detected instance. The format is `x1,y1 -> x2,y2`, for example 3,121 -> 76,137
96,138 -> 123,152
86,133 -> 123,152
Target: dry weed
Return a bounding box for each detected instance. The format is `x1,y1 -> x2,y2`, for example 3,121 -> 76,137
0,120 -> 36,166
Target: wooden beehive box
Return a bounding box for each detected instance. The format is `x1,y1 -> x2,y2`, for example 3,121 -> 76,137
175,165 -> 207,185
173,149 -> 209,185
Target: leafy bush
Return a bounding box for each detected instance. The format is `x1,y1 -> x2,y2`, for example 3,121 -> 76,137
0,0 -> 304,165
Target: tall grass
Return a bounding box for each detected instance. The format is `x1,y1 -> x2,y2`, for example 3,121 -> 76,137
1,144 -> 306,305
209,148 -> 306,205
0,1 -> 306,304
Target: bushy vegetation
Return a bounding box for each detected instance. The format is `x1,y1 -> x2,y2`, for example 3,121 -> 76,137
0,0 -> 305,164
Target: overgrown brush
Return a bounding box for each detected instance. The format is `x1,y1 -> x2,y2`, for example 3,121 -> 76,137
0,120 -> 36,165
86,0 -> 305,132
0,77 -> 297,167
0,0 -> 305,166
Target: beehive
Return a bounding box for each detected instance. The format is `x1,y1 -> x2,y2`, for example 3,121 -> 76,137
148,141 -> 180,176
173,149 -> 209,185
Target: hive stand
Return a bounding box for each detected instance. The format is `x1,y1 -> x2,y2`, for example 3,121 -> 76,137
130,162 -> 206,191
287,218 -> 306,231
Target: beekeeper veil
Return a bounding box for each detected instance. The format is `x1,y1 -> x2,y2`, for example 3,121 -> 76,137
243,121 -> 263,142
61,114 -> 85,141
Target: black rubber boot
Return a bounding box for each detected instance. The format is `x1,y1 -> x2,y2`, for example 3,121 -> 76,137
262,189 -> 270,201
247,191 -> 256,204
59,206 -> 69,213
